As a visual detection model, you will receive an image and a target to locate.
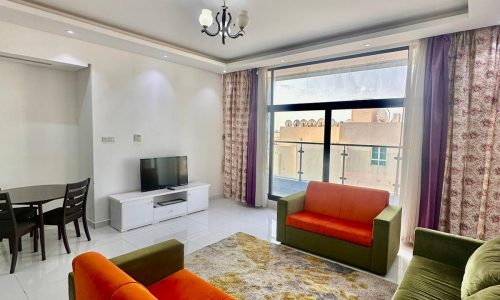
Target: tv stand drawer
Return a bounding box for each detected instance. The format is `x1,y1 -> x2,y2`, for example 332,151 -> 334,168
153,201 -> 187,223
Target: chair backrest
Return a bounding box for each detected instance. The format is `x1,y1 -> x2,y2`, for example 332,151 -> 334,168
304,181 -> 389,224
63,178 -> 91,220
0,192 -> 16,236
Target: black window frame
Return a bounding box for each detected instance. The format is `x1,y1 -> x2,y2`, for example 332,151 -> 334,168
267,46 -> 409,200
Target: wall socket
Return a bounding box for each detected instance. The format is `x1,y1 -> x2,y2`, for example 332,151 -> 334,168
102,136 -> 115,143
133,134 -> 142,142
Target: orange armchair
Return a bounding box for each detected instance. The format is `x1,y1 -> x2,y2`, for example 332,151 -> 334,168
69,240 -> 234,300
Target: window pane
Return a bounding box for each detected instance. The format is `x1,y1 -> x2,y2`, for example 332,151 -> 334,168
272,111 -> 324,196
273,50 -> 408,105
329,108 -> 403,203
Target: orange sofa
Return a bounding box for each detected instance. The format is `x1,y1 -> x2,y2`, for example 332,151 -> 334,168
69,240 -> 234,300
277,181 -> 402,275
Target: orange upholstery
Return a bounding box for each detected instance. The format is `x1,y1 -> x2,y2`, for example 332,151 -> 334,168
111,283 -> 156,300
72,252 -> 140,300
304,181 -> 388,224
73,251 -> 233,300
286,210 -> 331,234
148,269 -> 234,300
322,217 -> 373,247
286,211 -> 373,246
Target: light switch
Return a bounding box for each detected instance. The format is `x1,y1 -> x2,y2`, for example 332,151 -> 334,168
102,137 -> 115,143
133,134 -> 142,142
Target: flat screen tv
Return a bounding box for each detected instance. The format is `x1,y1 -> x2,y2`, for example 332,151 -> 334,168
140,156 -> 188,192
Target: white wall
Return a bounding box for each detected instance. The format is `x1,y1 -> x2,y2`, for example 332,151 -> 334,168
0,60 -> 78,185
0,21 -> 224,225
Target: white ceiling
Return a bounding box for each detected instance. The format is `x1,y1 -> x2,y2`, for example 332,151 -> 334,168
22,0 -> 467,61
0,0 -> 499,73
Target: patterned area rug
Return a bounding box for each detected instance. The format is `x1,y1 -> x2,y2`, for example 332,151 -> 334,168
185,232 -> 397,300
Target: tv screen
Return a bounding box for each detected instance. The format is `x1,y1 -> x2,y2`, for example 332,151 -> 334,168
140,156 -> 188,192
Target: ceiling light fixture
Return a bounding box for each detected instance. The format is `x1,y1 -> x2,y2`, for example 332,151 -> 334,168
163,55 -> 168,58
65,30 -> 75,35
364,43 -> 371,47
199,0 -> 249,45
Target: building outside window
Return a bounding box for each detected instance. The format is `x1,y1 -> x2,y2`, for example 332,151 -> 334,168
268,48 -> 408,204
371,147 -> 387,166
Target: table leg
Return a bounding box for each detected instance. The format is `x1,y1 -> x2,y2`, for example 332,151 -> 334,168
38,203 -> 46,261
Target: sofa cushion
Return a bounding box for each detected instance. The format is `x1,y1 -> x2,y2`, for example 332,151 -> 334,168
111,282 -> 157,300
286,211 -> 373,247
464,285 -> 500,300
286,210 -> 332,234
323,217 -> 373,247
304,181 -> 388,224
394,256 -> 463,300
147,269 -> 233,300
461,236 -> 500,298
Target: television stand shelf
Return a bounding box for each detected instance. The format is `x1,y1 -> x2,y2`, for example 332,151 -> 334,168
109,182 -> 210,232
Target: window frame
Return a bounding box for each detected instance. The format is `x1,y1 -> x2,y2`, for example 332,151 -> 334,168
267,46 -> 408,201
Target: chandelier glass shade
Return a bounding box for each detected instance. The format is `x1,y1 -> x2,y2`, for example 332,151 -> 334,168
199,1 -> 249,45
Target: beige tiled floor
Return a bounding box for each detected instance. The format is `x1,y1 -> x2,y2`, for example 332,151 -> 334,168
0,198 -> 411,299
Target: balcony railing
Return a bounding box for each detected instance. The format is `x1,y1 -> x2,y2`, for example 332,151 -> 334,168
272,140 -> 402,204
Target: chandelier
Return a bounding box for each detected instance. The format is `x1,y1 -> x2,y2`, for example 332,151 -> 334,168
198,1 -> 249,45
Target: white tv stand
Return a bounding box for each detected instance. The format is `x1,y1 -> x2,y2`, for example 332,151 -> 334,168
109,182 -> 210,232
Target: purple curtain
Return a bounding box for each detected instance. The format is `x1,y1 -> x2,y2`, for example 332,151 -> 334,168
418,35 -> 451,229
245,69 -> 258,207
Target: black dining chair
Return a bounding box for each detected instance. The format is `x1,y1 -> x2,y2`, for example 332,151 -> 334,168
43,178 -> 91,254
0,192 -> 39,273
0,188 -> 38,245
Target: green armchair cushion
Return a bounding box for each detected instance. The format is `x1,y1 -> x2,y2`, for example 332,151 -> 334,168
461,236 -> 500,298
394,256 -> 464,300
464,285 -> 500,300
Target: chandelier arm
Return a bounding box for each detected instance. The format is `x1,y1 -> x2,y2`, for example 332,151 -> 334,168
227,29 -> 244,39
201,12 -> 221,36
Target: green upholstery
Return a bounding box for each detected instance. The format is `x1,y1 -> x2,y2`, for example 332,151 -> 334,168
461,237 -> 500,298
413,228 -> 483,270
393,228 -> 485,300
465,285 -> 500,300
277,191 -> 401,275
393,256 -> 464,300
277,192 -> 304,242
68,239 -> 184,300
372,205 -> 402,275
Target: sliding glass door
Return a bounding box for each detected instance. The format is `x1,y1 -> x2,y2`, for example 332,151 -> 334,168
268,48 -> 408,204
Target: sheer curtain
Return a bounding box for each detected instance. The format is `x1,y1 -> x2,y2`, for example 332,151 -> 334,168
399,40 -> 427,243
255,67 -> 269,207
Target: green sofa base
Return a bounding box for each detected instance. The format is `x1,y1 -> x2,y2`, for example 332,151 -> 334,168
284,226 -> 373,272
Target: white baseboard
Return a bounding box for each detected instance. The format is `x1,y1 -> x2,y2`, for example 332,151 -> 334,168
87,218 -> 110,229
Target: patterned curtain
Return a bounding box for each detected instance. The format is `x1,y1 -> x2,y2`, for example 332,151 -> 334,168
223,70 -> 256,204
439,26 -> 500,240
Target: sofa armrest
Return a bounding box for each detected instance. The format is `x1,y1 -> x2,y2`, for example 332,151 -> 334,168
371,205 -> 402,275
68,239 -> 184,300
277,191 -> 305,243
413,228 -> 483,270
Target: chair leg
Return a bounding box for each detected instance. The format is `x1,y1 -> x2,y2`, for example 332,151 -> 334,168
9,237 -> 13,254
74,220 -> 81,238
82,217 -> 91,241
61,224 -> 71,254
58,225 -> 62,240
10,237 -> 18,274
34,229 -> 39,253
18,237 -> 22,252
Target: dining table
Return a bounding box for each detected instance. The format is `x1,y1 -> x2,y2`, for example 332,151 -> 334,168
1,184 -> 67,261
